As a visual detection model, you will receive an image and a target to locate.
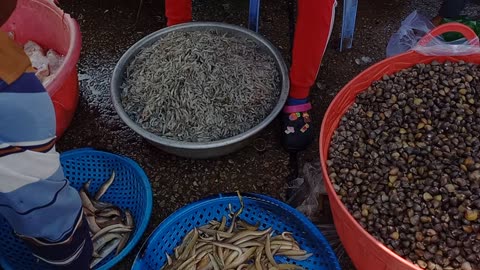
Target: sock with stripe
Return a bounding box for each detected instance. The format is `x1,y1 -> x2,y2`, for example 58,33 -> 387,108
286,97 -> 308,106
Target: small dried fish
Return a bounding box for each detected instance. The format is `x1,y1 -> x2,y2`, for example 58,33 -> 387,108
179,228 -> 199,260
116,210 -> 134,255
96,216 -> 123,228
94,171 -> 116,200
95,207 -> 122,218
83,180 -> 92,192
86,215 -> 101,233
265,233 -> 278,267
238,220 -> 259,231
160,193 -> 308,270
93,233 -> 123,252
92,224 -> 132,241
121,30 -> 281,143
227,228 -> 271,243
78,170 -> 135,266
79,188 -> 96,213
90,238 -> 121,268
92,200 -> 115,210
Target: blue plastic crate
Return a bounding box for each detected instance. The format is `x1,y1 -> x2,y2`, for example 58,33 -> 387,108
133,193 -> 340,270
0,148 -> 153,270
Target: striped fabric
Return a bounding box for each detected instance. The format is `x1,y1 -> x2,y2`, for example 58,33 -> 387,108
1,30 -> 92,269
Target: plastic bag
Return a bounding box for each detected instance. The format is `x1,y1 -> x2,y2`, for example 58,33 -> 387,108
23,40 -> 44,57
29,52 -> 50,82
386,11 -> 480,57
386,11 -> 435,57
22,40 -> 65,85
287,161 -> 327,219
413,23 -> 480,56
46,49 -> 64,75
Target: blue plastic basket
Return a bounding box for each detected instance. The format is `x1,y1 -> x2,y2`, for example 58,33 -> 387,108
0,148 -> 153,270
133,193 -> 341,270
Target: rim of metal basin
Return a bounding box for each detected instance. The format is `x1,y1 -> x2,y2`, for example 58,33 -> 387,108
111,22 -> 289,150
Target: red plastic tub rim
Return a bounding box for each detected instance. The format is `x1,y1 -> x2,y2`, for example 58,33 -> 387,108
4,0 -> 82,96
319,23 -> 480,270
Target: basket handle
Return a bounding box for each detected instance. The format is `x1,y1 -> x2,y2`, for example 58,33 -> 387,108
418,22 -> 480,46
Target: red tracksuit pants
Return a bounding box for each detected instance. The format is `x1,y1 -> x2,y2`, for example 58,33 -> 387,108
165,0 -> 336,100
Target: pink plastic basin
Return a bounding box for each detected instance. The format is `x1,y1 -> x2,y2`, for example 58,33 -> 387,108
1,0 -> 82,138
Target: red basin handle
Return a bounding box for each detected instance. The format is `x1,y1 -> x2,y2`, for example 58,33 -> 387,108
418,22 -> 480,46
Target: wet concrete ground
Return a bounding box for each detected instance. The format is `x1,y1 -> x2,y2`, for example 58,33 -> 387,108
56,0 -> 478,269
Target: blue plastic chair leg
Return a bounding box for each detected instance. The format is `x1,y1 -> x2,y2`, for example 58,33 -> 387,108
248,0 -> 261,32
340,0 -> 358,51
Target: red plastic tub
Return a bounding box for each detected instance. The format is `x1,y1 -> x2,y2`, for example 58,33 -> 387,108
1,0 -> 82,138
320,23 -> 480,270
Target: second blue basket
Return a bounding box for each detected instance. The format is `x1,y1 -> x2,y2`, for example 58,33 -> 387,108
133,193 -> 341,270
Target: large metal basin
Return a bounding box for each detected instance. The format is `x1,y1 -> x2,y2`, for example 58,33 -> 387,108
111,22 -> 289,159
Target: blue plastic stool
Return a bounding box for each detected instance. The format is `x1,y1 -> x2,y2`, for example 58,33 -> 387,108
248,0 -> 261,32
340,0 -> 358,51
248,0 -> 358,51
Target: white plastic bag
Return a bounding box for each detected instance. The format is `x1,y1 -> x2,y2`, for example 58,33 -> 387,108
288,161 -> 327,219
29,51 -> 50,82
23,41 -> 44,57
386,11 -> 435,57
413,25 -> 480,56
46,49 -> 64,75
386,11 -> 480,57
22,41 -> 64,85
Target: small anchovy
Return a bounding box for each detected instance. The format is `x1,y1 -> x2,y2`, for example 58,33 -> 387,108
93,233 -> 122,252
95,207 -> 122,218
96,216 -> 123,229
91,200 -> 115,211
85,215 -> 101,234
83,180 -> 92,194
94,171 -> 116,200
92,224 -> 132,241
120,30 -> 280,143
90,238 -> 121,268
116,210 -> 134,255
79,188 -> 96,213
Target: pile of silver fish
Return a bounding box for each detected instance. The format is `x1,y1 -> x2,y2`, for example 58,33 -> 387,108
79,171 -> 135,268
161,193 -> 311,270
121,30 -> 281,143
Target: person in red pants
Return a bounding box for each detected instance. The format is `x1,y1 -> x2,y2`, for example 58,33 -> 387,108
165,0 -> 337,152
165,0 -> 192,26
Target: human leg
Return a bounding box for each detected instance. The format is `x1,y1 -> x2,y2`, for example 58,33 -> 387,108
0,73 -> 92,269
282,0 -> 336,152
165,0 -> 192,26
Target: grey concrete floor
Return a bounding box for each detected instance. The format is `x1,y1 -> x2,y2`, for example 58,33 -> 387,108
55,0 -> 479,269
